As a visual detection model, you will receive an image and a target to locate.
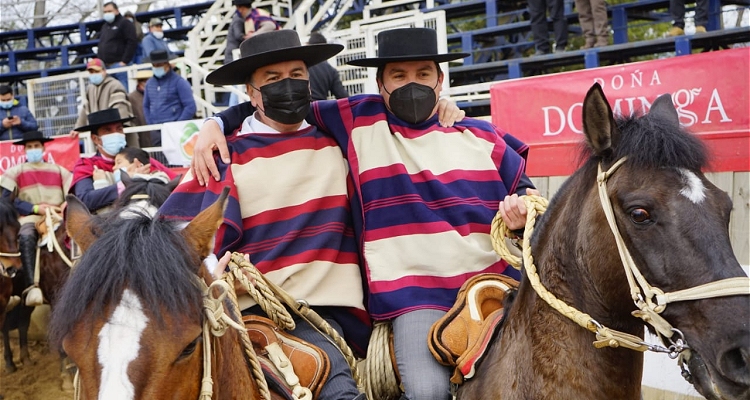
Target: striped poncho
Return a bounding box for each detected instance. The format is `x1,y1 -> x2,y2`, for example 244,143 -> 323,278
0,161 -> 72,225
159,124 -> 370,354
312,95 -> 529,320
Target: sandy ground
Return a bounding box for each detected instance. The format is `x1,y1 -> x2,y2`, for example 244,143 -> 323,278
0,306 -> 73,400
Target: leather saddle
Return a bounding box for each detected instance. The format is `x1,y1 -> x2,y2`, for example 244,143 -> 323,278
428,273 -> 519,384
243,315 -> 331,400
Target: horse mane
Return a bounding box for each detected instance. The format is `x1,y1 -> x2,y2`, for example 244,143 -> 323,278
49,211 -> 203,348
578,111 -> 708,171
114,175 -> 176,209
0,197 -> 19,229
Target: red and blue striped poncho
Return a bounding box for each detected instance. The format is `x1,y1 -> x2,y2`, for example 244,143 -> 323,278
159,124 -> 370,355
312,95 -> 529,320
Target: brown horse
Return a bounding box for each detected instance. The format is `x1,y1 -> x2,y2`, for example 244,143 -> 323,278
49,188 -> 264,399
0,197 -> 20,332
458,84 -> 749,400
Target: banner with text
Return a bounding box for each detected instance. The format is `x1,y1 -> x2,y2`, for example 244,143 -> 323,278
0,136 -> 80,175
491,47 -> 749,176
161,119 -> 203,166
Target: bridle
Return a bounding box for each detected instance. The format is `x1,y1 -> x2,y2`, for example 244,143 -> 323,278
0,249 -> 20,278
492,157 -> 750,381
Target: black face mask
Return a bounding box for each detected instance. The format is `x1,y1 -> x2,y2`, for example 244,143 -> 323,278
384,81 -> 439,124
255,78 -> 311,125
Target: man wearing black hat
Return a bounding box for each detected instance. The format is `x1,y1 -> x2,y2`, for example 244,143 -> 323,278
194,27 -> 536,400
142,49 -> 196,146
160,29 -> 367,400
70,108 -> 176,214
0,131 -> 72,307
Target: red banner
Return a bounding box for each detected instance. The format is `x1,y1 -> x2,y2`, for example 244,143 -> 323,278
0,136 -> 80,175
491,47 -> 750,176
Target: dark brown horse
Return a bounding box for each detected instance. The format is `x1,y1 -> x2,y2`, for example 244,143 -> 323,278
49,189 -> 264,399
459,84 -> 749,400
0,197 -> 20,332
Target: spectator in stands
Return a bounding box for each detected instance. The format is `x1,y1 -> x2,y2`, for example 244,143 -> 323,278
0,130 -> 72,307
143,49 -> 197,146
128,69 -> 153,147
94,147 -> 151,189
0,85 -> 39,141
575,0 -> 609,48
141,18 -> 174,61
669,0 -> 708,35
529,0 -> 568,55
124,11 -> 145,64
70,108 -> 176,214
224,0 -> 280,66
97,1 -> 139,89
159,30 -> 368,400
306,32 -> 349,101
71,58 -> 136,146
191,28 -> 533,400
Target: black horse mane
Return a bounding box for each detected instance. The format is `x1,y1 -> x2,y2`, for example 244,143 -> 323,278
0,197 -> 19,229
114,175 -> 176,209
579,110 -> 708,171
49,211 -> 203,348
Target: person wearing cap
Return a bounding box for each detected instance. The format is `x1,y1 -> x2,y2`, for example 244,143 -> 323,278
0,131 -> 72,307
159,29 -> 367,400
0,84 -> 39,141
224,0 -> 279,67
97,2 -> 139,89
127,69 -> 152,134
194,27 -> 536,400
71,58 -> 134,145
142,49 -> 196,146
306,32 -> 349,101
141,17 -> 174,62
70,108 -> 176,214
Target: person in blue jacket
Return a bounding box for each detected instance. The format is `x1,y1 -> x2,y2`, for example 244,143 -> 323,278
0,85 -> 39,141
142,49 -> 197,146
141,18 -> 174,60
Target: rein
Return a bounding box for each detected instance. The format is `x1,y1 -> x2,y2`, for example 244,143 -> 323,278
491,158 -> 750,375
0,251 -> 20,278
41,208 -> 74,268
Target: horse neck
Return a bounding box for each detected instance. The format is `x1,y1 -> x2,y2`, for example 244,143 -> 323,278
39,226 -> 71,309
210,312 -> 261,399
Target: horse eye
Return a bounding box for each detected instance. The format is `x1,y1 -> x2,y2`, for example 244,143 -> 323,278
629,208 -> 651,224
177,335 -> 201,361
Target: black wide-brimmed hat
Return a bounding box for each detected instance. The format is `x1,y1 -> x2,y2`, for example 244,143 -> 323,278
74,108 -> 132,134
144,49 -> 177,64
347,28 -> 469,68
206,30 -> 344,86
12,130 -> 53,145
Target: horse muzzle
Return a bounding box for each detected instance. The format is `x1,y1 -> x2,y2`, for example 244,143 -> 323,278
686,348 -> 750,400
2,267 -> 18,279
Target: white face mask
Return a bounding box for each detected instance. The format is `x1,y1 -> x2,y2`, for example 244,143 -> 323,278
152,31 -> 164,39
103,12 -> 116,23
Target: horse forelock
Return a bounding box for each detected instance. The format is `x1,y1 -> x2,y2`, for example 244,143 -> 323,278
49,214 -> 203,350
0,198 -> 19,230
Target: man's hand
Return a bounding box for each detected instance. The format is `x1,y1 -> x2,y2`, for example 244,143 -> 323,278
36,203 -> 62,215
1,117 -> 11,129
499,188 -> 542,231
93,166 -> 107,181
9,116 -> 21,126
69,130 -> 80,138
191,119 -> 230,186
436,98 -> 466,128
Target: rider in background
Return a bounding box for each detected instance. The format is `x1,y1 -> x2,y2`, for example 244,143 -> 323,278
0,130 -> 72,307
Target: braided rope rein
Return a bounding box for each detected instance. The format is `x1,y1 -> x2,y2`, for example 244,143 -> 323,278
363,322 -> 401,400
226,252 -> 361,384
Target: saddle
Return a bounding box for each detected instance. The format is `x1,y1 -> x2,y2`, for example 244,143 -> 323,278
428,273 -> 518,384
243,315 -> 331,400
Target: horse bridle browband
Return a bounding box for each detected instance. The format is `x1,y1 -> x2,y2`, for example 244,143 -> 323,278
0,250 -> 21,278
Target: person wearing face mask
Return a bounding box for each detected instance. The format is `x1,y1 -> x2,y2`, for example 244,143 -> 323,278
96,1 -> 138,89
142,49 -> 196,146
70,109 -> 176,214
0,131 -> 72,307
159,30 -> 369,400
193,27 -> 537,400
0,85 -> 39,141
140,18 -> 174,62
70,58 -> 134,146
127,69 -> 152,132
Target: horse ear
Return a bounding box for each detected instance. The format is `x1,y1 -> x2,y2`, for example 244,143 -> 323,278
649,93 -> 680,127
64,195 -> 98,252
181,187 -> 229,261
582,83 -> 619,156
166,174 -> 182,192
120,170 -> 132,186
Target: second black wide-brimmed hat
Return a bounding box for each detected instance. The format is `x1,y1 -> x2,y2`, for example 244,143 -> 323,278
206,30 -> 344,86
347,27 -> 469,67
12,130 -> 53,145
74,108 -> 133,134
144,49 -> 177,64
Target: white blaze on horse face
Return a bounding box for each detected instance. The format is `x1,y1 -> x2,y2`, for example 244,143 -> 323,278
97,289 -> 148,400
678,169 -> 706,204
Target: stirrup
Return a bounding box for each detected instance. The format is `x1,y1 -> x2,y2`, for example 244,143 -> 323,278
23,286 -> 44,307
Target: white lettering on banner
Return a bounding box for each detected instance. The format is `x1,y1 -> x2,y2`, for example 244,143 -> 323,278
612,97 -> 652,117
542,103 -> 585,136
0,155 -> 25,171
674,88 -> 701,127
631,70 -> 642,88
703,88 -> 732,123
593,70 -> 663,91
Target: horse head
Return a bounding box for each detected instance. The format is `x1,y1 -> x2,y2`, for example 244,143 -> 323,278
50,188 -> 260,399
577,83 -> 749,399
114,171 -> 182,219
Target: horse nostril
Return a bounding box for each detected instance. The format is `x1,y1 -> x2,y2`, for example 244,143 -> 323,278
6,268 -> 17,278
720,346 -> 750,386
